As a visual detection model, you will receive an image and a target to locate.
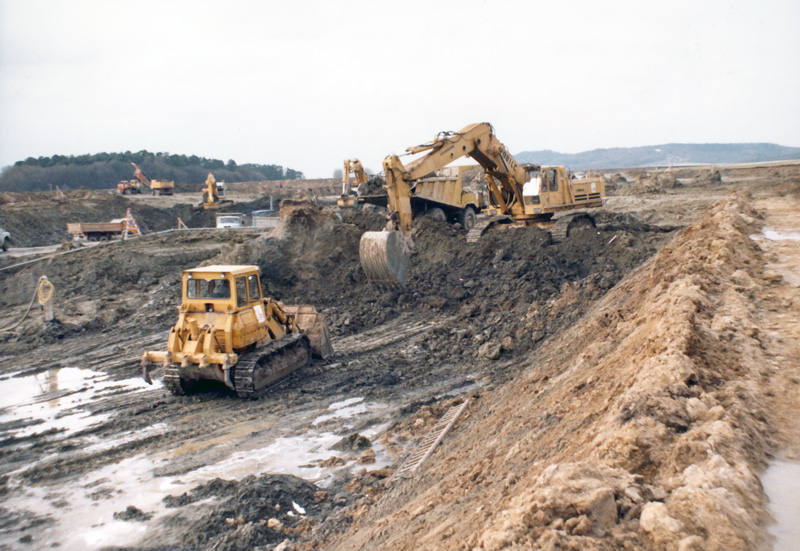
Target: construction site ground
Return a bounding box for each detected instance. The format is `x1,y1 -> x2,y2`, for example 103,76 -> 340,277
0,165 -> 798,551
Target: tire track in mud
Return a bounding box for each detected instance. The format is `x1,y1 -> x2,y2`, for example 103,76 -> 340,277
0,312 -> 456,489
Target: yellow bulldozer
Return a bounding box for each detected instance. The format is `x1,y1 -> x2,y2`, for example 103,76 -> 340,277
359,122 -> 606,286
142,265 -> 333,397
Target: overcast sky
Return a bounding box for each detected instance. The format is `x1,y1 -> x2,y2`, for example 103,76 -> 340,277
1,0 -> 799,178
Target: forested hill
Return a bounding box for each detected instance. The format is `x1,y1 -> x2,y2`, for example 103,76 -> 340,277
514,143 -> 800,170
0,151 -> 304,193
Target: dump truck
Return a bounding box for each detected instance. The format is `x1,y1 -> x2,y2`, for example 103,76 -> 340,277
355,165 -> 487,230
216,213 -> 246,228
118,163 -> 175,195
360,122 -> 606,286
142,265 -> 333,397
66,209 -> 140,241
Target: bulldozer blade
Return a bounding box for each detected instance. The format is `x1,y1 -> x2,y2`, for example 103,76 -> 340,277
359,230 -> 411,287
281,305 -> 334,359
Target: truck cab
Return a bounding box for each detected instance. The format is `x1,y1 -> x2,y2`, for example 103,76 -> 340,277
216,213 -> 246,228
0,226 -> 10,252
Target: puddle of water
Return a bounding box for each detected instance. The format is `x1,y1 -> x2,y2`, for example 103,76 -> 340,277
3,454 -> 179,550
752,229 -> 800,242
1,388 -> 393,550
762,460 -> 800,551
0,368 -> 156,438
313,396 -> 372,425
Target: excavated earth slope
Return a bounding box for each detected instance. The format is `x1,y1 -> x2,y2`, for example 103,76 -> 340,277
319,194 -> 799,551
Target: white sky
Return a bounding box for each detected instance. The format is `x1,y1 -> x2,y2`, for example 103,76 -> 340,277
1,0 -> 799,178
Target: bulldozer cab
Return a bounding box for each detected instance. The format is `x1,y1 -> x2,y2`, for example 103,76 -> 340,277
183,265 -> 262,313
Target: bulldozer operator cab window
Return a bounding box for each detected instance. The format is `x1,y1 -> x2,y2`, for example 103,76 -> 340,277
236,277 -> 248,307
248,274 -> 261,302
186,278 -> 231,300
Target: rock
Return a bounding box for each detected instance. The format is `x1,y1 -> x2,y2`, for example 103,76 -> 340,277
267,518 -> 283,531
320,455 -> 347,467
500,335 -> 514,351
678,535 -> 706,551
274,539 -> 293,551
565,514 -> 592,535
113,505 -> 153,522
478,342 -> 502,360
639,502 -> 683,534
730,269 -> 755,289
685,397 -> 708,422
706,405 -> 725,421
331,433 -> 371,452
357,449 -> 376,464
623,486 -> 643,503
579,488 -> 618,533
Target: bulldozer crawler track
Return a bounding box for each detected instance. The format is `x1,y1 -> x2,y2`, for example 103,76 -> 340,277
163,365 -> 188,396
234,333 -> 310,398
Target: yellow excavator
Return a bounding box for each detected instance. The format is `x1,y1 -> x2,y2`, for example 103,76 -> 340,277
359,122 -> 605,286
199,173 -> 233,209
337,159 -> 369,208
142,264 -> 333,397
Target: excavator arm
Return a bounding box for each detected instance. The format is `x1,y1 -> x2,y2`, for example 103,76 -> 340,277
381,122 -> 527,233
361,123 -> 532,286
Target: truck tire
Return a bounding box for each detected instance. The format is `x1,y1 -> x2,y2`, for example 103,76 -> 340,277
460,206 -> 477,231
426,207 -> 446,222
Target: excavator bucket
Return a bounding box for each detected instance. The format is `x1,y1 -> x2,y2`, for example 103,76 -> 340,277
359,230 -> 411,287
281,305 -> 334,359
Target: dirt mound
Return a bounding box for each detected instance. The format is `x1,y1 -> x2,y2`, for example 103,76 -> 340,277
611,171 -> 680,196
694,167 -> 722,184
149,474 -> 332,550
324,194 -> 779,550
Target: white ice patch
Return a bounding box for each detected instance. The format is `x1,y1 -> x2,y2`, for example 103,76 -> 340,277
292,500 -> 306,515
752,228 -> 800,242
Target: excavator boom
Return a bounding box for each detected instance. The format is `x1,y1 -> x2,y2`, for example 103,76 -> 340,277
360,123 -> 605,287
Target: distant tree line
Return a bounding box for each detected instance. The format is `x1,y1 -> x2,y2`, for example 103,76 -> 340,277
0,151 -> 304,192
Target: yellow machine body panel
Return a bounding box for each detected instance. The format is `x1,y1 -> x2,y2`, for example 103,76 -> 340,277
142,265 -> 332,396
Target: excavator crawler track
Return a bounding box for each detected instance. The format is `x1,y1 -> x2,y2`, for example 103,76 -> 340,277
551,213 -> 595,243
234,333 -> 311,398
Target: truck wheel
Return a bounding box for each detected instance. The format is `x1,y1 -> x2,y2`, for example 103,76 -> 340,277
426,208 -> 446,222
460,207 -> 477,231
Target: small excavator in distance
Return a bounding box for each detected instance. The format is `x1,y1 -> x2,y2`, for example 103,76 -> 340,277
142,265 -> 333,397
199,172 -> 233,209
337,158 -> 369,208
359,122 -> 605,286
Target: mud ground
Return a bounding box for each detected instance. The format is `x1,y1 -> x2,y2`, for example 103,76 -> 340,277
0,165 -> 798,550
